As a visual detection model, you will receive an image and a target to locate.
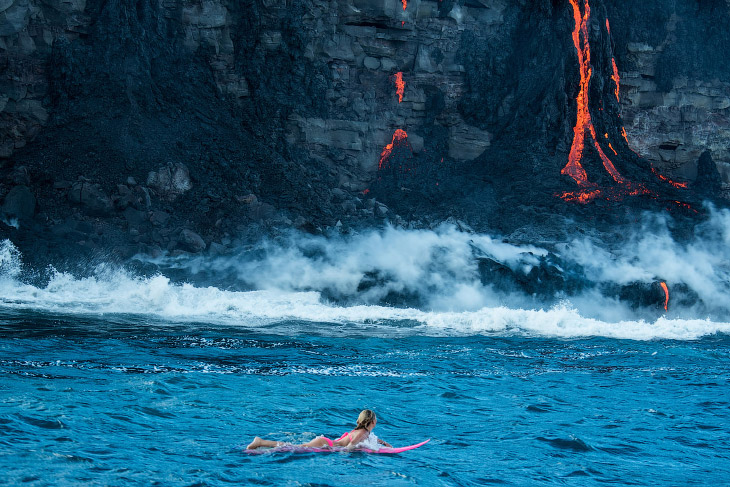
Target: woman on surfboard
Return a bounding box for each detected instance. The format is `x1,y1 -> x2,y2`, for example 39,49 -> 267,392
246,409 -> 392,450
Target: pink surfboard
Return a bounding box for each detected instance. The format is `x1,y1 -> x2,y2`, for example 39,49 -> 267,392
245,439 -> 430,455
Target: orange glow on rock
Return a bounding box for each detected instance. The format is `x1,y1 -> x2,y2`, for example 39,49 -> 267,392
392,72 -> 405,103
660,282 -> 669,311
401,0 -> 407,10
651,167 -> 689,189
606,20 -> 620,101
562,0 -> 591,186
608,143 -> 617,155
560,188 -> 602,203
611,58 -> 620,101
379,129 -> 409,169
561,1 -> 651,203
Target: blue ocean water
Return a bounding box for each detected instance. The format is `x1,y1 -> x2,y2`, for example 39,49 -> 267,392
1,311 -> 729,486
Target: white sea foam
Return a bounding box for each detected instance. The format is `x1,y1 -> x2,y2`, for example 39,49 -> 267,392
1,208 -> 729,341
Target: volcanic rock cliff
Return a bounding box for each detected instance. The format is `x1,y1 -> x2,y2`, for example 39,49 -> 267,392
1,0 -> 729,263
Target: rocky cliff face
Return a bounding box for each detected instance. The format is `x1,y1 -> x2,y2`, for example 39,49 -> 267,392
607,1 -> 730,195
1,0 -> 729,262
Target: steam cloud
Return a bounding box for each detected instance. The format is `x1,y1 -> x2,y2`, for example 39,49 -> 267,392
1,207 -> 729,340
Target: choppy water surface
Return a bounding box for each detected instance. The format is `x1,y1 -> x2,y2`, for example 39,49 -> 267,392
1,311 -> 729,486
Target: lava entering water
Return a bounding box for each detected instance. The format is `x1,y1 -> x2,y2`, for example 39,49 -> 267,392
660,281 -> 669,311
392,72 -> 405,103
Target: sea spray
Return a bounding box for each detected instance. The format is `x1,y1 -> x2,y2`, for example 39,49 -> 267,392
1,208 -> 730,339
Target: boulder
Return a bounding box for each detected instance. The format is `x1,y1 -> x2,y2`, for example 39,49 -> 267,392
116,185 -> 151,211
177,229 -> 206,253
68,181 -> 113,216
123,207 -> 148,227
150,210 -> 170,227
146,163 -> 192,200
1,185 -> 35,220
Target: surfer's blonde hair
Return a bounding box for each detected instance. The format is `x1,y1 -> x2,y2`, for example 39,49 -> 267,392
355,409 -> 376,430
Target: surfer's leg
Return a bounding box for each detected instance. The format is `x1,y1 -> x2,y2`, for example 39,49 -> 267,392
299,436 -> 333,448
246,437 -> 283,450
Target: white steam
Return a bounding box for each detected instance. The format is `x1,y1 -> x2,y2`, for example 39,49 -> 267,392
1,207 -> 729,341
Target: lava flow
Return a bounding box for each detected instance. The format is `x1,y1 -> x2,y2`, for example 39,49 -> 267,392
650,167 -> 689,189
401,0 -> 407,10
560,0 -> 649,203
391,72 -> 405,103
606,20 -> 620,102
660,281 -> 669,311
379,129 -> 411,170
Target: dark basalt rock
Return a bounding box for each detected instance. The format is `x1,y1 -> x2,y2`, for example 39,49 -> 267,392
694,151 -> 723,198
0,0 -> 728,283
1,185 -> 36,222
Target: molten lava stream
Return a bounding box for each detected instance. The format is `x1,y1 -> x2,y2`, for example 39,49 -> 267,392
562,0 -> 591,186
651,167 -> 689,189
606,20 -> 620,102
379,129 -> 408,169
561,0 -> 648,202
391,72 -> 405,103
660,282 -> 669,311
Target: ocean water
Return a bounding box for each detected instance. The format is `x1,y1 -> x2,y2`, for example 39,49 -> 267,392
1,222 -> 730,486
1,312 -> 729,486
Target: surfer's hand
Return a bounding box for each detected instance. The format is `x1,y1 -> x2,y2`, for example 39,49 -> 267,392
378,438 -> 392,447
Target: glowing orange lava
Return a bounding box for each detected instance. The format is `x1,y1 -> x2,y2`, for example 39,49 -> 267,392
392,72 -> 405,103
562,0 -> 592,186
401,0 -> 407,10
651,167 -> 689,189
611,58 -> 620,101
564,0 -> 627,185
606,20 -> 620,102
560,1 -> 650,203
660,282 -> 669,311
379,129 -> 409,169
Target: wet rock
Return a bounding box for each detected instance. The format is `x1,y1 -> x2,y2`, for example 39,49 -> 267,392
149,210 -> 170,227
208,241 -> 226,256
448,123 -> 491,161
116,186 -> 151,211
68,181 -> 113,216
146,163 -> 192,201
0,0 -> 31,36
177,228 -> 206,253
247,202 -> 276,221
9,166 -> 30,185
330,188 -> 347,202
1,185 -> 35,220
123,207 -> 147,227
53,180 -> 72,190
236,194 -> 257,205
341,200 -> 356,213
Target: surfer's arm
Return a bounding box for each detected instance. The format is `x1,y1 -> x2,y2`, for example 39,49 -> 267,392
377,438 -> 392,448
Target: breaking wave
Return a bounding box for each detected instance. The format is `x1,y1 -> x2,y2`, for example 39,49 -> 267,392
1,207 -> 730,340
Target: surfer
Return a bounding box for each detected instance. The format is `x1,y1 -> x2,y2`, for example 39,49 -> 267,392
246,409 -> 392,450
